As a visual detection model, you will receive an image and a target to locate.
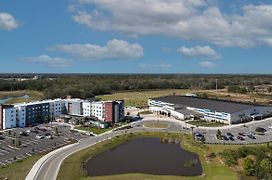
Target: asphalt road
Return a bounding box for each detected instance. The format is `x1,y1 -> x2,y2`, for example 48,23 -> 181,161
26,121 -> 180,180
26,117 -> 272,180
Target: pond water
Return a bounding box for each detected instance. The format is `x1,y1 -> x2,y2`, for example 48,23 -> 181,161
0,95 -> 30,104
86,137 -> 203,177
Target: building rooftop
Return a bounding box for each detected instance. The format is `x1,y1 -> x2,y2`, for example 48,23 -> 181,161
151,95 -> 260,113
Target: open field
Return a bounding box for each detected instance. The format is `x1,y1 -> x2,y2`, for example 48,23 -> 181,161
0,90 -> 44,104
0,154 -> 42,180
199,89 -> 272,105
57,132 -> 241,180
97,89 -> 191,107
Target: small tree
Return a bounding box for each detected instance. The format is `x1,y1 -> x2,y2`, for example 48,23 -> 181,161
260,158 -> 272,177
243,157 -> 255,176
216,129 -> 222,139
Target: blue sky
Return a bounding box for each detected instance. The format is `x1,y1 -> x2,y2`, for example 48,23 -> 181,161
0,0 -> 272,73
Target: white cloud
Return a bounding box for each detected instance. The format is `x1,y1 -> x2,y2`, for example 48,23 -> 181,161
71,1 -> 272,48
50,39 -> 144,59
177,46 -> 221,59
0,13 -> 19,30
198,61 -> 216,68
22,55 -> 73,68
139,62 -> 172,69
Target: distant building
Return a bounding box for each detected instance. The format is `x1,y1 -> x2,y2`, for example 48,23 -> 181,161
149,95 -> 272,124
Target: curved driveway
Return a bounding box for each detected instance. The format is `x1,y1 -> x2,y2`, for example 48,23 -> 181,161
26,117 -> 272,180
25,120 -> 183,180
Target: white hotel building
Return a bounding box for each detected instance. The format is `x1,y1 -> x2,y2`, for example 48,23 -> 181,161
0,98 -> 124,129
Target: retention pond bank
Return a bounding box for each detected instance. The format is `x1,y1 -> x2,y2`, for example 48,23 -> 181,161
86,137 -> 203,177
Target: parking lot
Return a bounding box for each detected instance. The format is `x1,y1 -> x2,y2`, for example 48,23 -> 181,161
196,119 -> 272,144
0,124 -> 89,166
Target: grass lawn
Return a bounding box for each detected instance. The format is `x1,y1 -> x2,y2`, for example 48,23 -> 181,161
57,132 -> 241,180
143,122 -> 169,129
0,90 -> 44,104
187,120 -> 226,127
75,126 -> 112,134
0,154 -> 42,180
96,89 -> 191,107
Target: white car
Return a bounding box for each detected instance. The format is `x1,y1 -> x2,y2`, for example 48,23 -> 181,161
45,134 -> 53,139
268,126 -> 272,129
36,134 -> 44,139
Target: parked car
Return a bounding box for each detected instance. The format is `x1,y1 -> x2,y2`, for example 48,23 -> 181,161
19,131 -> 28,136
247,133 -> 256,139
45,133 -> 53,139
255,127 -> 266,133
237,136 -> 244,141
222,135 -> 229,140
30,129 -> 38,133
226,132 -> 234,137
36,134 -> 44,139
238,132 -> 245,136
229,136 -> 235,141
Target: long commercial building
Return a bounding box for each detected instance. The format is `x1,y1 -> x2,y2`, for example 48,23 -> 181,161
148,95 -> 272,124
0,98 -> 124,129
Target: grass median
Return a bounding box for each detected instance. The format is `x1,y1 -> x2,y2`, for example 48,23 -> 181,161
0,154 -> 43,180
143,122 -> 169,129
75,126 -> 112,135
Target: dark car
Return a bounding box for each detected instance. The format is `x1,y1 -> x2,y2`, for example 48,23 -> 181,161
229,136 -> 235,141
247,134 -> 256,139
238,132 -> 245,136
19,131 -> 28,136
222,135 -> 229,140
237,136 -> 244,141
226,132 -> 234,137
255,127 -> 266,133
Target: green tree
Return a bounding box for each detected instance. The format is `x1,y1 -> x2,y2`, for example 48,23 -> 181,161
260,158 -> 272,176
243,157 -> 255,176
216,129 -> 222,139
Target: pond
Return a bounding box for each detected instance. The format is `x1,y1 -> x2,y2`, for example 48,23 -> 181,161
86,137 -> 203,177
0,95 -> 30,104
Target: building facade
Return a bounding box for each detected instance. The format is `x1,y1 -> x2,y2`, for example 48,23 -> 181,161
149,95 -> 272,124
0,98 -> 125,129
2,106 -> 16,129
63,99 -> 83,116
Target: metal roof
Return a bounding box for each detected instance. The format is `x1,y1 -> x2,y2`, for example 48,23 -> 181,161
152,95 -> 259,113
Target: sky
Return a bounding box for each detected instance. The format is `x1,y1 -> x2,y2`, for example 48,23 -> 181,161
0,0 -> 272,74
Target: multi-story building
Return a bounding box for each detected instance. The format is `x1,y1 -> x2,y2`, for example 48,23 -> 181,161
49,99 -> 64,118
14,104 -> 26,128
149,95 -> 272,124
91,101 -> 104,121
0,98 -> 125,129
0,105 -> 16,129
25,101 -> 50,126
82,100 -> 125,123
2,106 -> 16,129
63,98 -> 83,116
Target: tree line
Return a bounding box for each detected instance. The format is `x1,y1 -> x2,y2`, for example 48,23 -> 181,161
0,74 -> 272,99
